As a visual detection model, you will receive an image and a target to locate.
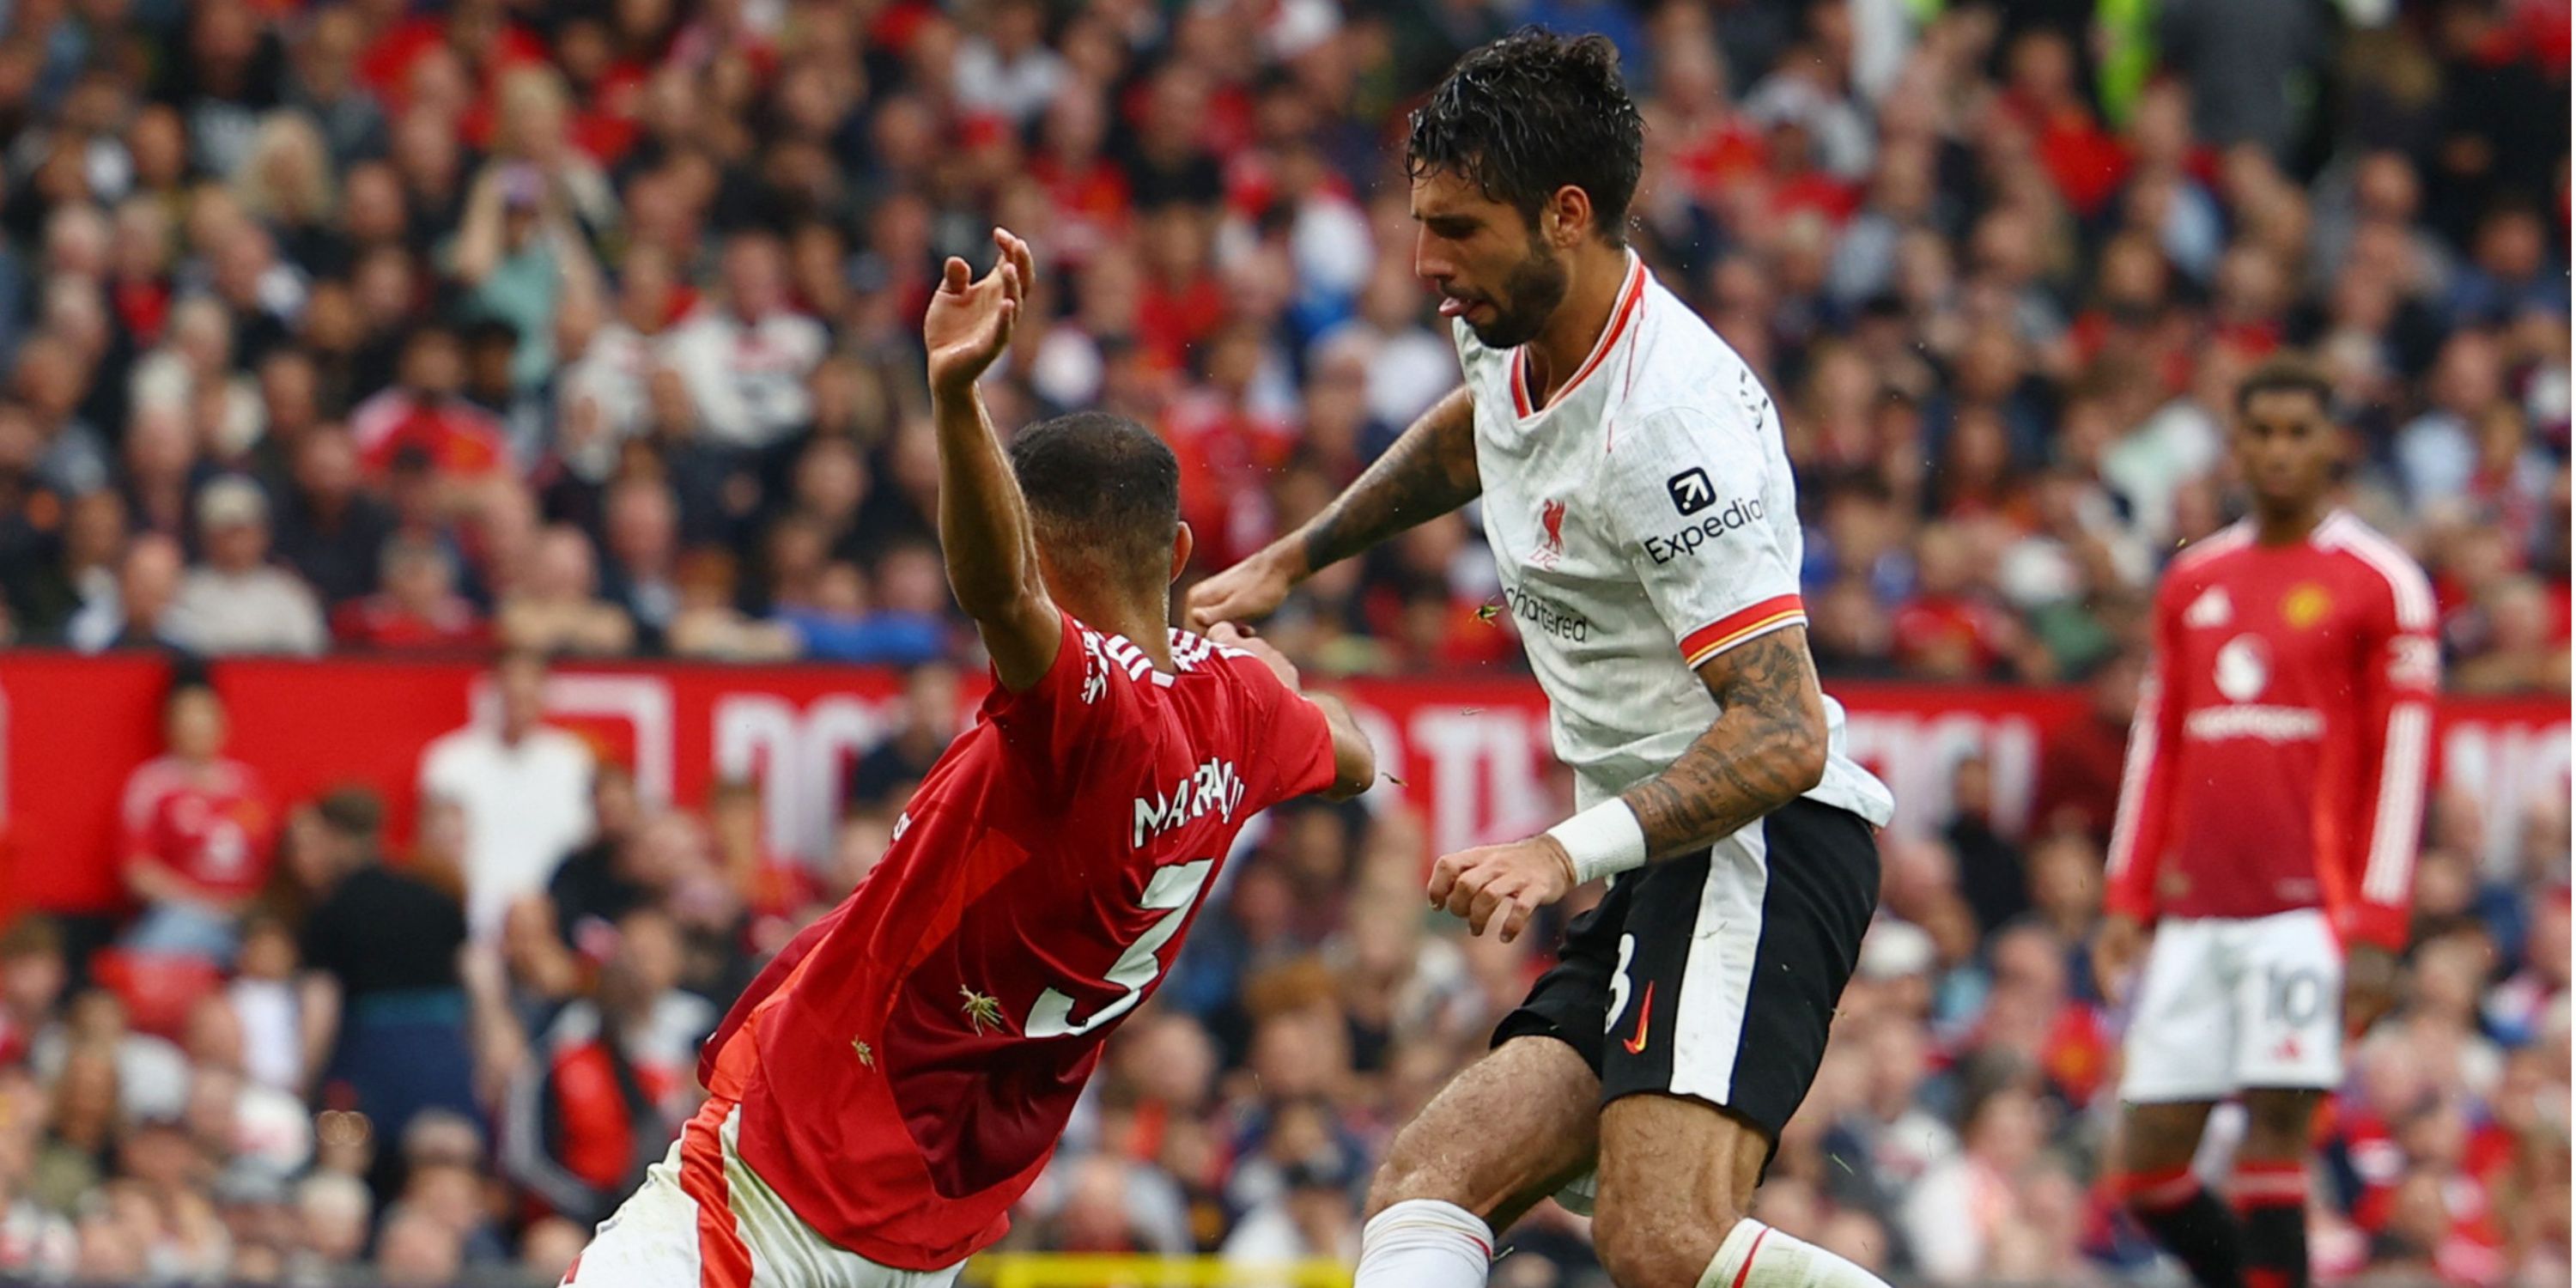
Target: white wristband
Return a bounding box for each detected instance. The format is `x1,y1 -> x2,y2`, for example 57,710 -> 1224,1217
1545,799 -> 1648,885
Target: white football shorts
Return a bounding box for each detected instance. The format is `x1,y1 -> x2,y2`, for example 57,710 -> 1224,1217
565,1098 -> 965,1288
2118,907 -> 2347,1103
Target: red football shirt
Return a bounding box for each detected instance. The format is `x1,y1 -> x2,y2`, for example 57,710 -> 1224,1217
696,612 -> 1336,1270
2105,511 -> 2439,949
118,756 -> 278,902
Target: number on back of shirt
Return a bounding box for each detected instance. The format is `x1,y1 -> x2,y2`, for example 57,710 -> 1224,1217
1026,860 -> 1215,1039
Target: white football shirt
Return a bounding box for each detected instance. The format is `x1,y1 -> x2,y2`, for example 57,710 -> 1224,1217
1459,252 -> 1893,828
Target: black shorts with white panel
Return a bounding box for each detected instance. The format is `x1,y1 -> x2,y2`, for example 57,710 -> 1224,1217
1492,798 -> 1880,1140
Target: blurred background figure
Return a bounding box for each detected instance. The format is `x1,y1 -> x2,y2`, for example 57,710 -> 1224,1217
418,649 -> 596,939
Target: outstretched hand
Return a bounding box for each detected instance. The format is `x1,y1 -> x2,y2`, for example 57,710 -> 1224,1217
926,228 -> 1036,395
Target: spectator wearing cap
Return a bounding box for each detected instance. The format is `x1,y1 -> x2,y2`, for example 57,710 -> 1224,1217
166,477 -> 326,655
417,650 -> 597,939
290,786 -> 478,1150
115,678 -> 277,964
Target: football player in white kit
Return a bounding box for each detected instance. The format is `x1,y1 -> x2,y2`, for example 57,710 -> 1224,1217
1188,29 -> 1898,1288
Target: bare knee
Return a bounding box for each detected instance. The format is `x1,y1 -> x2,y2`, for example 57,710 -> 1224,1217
1363,1123 -> 1484,1221
2239,1091 -> 2323,1160
1593,1096 -> 1768,1288
1594,1198 -> 1741,1288
2119,1102 -> 2215,1179
1364,1038 -> 1600,1223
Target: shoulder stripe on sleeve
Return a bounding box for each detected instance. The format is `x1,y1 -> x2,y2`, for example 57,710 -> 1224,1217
1680,595 -> 1806,667
2322,513 -> 2436,630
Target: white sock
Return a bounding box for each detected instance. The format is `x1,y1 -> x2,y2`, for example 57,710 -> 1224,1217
1355,1199 -> 1492,1288
1695,1218 -> 1892,1288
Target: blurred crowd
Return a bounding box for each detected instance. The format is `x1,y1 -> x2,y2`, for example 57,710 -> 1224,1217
0,0 -> 2567,1282
0,0 -> 2561,689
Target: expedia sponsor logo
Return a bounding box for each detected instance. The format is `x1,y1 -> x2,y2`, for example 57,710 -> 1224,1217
1643,496 -> 1766,565
1503,586 -> 1590,642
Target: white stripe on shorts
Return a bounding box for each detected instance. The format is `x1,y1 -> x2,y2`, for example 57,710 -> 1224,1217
1668,818 -> 1769,1105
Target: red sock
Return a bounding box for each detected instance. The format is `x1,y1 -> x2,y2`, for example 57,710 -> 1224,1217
2234,1161 -> 2309,1288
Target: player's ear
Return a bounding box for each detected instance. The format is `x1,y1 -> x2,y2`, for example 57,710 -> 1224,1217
1546,185 -> 1591,249
1167,521 -> 1194,585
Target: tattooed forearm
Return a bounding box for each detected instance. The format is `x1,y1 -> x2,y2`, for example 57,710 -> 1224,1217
1296,386 -> 1480,576
1620,627 -> 1830,859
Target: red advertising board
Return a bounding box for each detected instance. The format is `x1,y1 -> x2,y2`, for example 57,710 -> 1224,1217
0,653 -> 2563,914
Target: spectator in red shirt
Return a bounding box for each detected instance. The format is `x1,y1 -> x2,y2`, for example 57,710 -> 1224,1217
1893,523 -> 2019,679
331,536 -> 487,652
351,326 -> 509,482
117,680 -> 279,965
2031,652 -> 2144,843
1998,28 -> 2129,218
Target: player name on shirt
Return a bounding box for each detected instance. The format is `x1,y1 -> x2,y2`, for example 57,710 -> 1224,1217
1131,758 -> 1248,848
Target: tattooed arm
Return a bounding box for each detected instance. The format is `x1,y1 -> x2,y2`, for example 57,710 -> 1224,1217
1297,386 -> 1481,574
1185,386 -> 1479,628
1620,626 -> 1829,858
1428,625 -> 1830,941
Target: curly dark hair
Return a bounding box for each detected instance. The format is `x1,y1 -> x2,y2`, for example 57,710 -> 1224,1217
1405,28 -> 1645,246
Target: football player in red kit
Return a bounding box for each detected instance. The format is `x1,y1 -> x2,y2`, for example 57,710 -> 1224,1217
2097,357 -> 2438,1288
564,228 -> 1376,1287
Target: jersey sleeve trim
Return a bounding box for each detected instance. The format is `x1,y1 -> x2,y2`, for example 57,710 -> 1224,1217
1679,594 -> 1807,667
2322,513 -> 2437,630
2362,700 -> 2433,905
2103,671 -> 2164,888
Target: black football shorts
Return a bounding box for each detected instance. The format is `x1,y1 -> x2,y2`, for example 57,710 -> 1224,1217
1493,798 -> 1880,1141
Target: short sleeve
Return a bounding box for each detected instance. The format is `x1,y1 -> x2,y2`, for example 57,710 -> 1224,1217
1594,407 -> 1806,668
1224,651 -> 1338,807
982,611 -> 1145,766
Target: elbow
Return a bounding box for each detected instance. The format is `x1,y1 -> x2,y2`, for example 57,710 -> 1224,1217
1780,724 -> 1828,799
1324,743 -> 1376,801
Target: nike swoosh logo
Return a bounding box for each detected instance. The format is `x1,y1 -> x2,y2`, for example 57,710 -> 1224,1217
1623,981 -> 1656,1054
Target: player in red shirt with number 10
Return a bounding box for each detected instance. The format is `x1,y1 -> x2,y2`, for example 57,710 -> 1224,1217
2096,358 -> 2439,1288
564,228 -> 1375,1287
